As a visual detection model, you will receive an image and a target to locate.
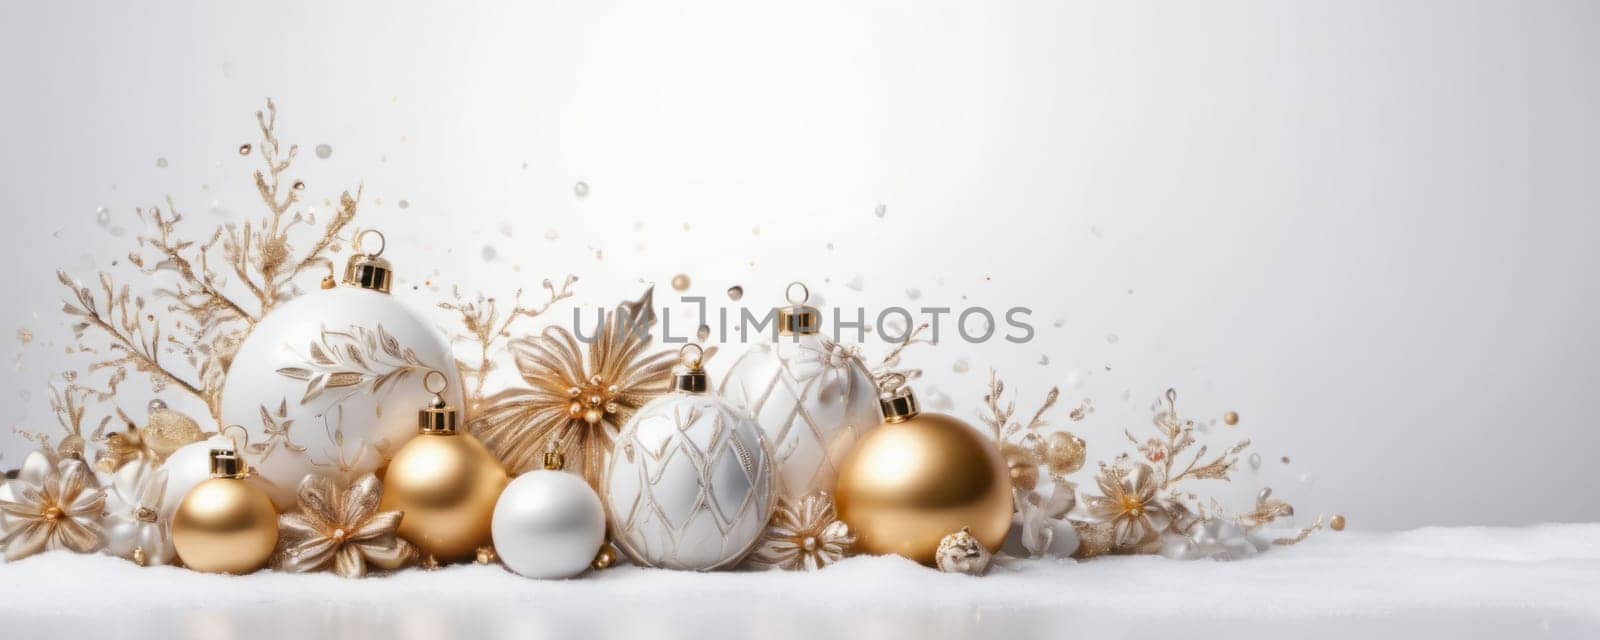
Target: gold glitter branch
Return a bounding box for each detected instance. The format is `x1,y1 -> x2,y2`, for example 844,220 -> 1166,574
56,99 -> 363,430
980,369 -> 1061,444
59,270 -> 211,410
871,322 -> 930,385
221,99 -> 360,315
440,275 -> 579,412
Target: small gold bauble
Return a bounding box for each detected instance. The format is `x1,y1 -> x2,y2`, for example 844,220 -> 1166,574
1330,514 -> 1347,531
591,545 -> 616,570
171,477 -> 279,574
380,432 -> 508,563
1223,411 -> 1240,426
835,411 -> 1012,565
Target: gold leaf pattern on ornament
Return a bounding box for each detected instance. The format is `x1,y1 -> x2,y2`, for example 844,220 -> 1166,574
275,473 -> 413,578
249,398 -> 308,461
276,324 -> 432,407
470,287 -> 678,484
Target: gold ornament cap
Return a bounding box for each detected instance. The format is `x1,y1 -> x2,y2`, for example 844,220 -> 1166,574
343,229 -> 393,293
673,344 -> 709,394
208,449 -> 246,478
777,282 -> 821,335
878,374 -> 921,423
418,371 -> 459,434
543,449 -> 565,471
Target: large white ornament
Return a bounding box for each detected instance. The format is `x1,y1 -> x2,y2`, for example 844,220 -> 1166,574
719,286 -> 880,500
103,460 -> 174,566
219,242 -> 461,509
606,347 -> 774,570
492,452 -> 606,579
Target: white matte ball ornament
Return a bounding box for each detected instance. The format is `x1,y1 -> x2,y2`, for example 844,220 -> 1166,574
492,451 -> 606,579
218,231 -> 462,509
720,283 -> 881,500
606,345 -> 775,570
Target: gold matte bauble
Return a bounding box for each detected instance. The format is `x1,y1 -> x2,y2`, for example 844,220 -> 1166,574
380,431 -> 508,563
171,475 -> 279,574
834,406 -> 1011,565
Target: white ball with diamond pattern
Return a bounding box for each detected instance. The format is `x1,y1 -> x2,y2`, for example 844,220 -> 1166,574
719,334 -> 881,500
604,390 -> 774,570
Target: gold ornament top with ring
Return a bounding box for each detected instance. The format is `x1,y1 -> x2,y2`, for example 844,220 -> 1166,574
379,371 -> 508,564
220,229 -> 465,510
834,375 -> 1013,566
720,282 -> 882,501
606,345 -> 776,571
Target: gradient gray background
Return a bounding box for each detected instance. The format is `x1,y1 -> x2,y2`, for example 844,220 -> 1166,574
1,0 -> 1595,529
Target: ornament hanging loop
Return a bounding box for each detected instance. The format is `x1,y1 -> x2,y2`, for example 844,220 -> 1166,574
674,344 -> 708,393
344,229 -> 394,293
778,281 -> 820,336
785,281 -> 810,305
424,369 -> 449,395
418,370 -> 459,434
218,424 -> 253,475
876,373 -> 920,423
355,229 -> 387,257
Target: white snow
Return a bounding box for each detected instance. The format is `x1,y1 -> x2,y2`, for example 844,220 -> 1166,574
1,524 -> 1596,639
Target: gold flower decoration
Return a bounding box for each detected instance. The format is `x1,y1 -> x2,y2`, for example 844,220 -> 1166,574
746,492 -> 856,571
470,287 -> 677,484
0,451 -> 106,560
1084,463 -> 1170,550
276,473 -> 413,578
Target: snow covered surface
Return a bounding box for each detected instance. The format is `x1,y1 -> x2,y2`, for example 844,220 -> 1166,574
2,524 -> 1596,639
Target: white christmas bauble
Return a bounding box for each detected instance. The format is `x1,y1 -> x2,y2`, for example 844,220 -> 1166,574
158,435 -> 240,522
104,460 -> 175,566
606,375 -> 774,570
720,333 -> 880,500
492,463 -> 606,579
219,285 -> 461,509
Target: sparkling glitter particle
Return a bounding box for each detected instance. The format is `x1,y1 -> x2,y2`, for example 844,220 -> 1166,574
238,144 -> 252,155
874,204 -> 887,218
155,157 -> 168,168
1248,453 -> 1261,470
315,144 -> 333,159
95,207 -> 110,227
726,286 -> 744,301
573,181 -> 590,198
696,325 -> 711,341
671,274 -> 691,291
481,246 -> 498,261
398,200 -> 410,210
845,275 -> 864,291
16,329 -> 33,345
544,229 -> 559,241
1281,456 -> 1291,464
292,180 -> 306,191
952,358 -> 970,374
1106,334 -> 1119,344
906,288 -> 922,300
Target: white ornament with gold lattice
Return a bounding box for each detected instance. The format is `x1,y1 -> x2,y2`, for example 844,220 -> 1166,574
719,284 -> 881,500
605,346 -> 774,570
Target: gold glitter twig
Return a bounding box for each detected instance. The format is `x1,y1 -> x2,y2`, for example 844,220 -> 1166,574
440,275 -> 579,412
